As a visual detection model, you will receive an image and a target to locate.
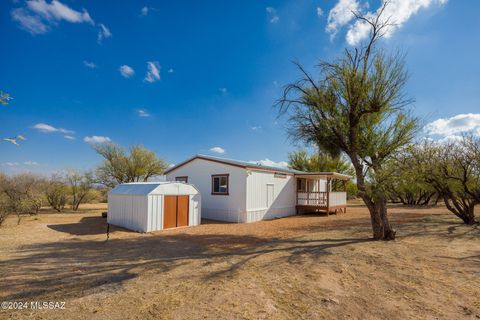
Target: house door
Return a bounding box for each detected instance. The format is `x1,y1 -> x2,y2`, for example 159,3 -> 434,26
267,184 -> 274,208
164,195 -> 189,229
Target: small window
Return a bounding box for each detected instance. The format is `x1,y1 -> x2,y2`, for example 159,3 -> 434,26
212,174 -> 229,195
175,176 -> 188,183
274,172 -> 287,179
297,178 -> 307,192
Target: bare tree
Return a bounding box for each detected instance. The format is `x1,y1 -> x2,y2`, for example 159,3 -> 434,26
66,171 -> 94,211
0,173 -> 45,224
277,2 -> 418,240
45,175 -> 68,212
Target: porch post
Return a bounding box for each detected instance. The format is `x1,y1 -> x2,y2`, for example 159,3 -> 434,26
326,178 -> 330,216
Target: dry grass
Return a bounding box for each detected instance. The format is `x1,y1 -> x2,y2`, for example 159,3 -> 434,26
0,203 -> 479,319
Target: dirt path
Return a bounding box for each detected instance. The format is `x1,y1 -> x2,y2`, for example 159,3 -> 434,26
0,204 -> 479,319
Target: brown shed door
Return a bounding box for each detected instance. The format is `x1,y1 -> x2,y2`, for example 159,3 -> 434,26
163,195 -> 189,229
177,196 -> 189,227
164,196 -> 177,229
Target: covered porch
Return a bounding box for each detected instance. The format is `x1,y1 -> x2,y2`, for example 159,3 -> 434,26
295,172 -> 351,215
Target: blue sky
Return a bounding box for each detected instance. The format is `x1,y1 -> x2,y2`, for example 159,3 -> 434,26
1,0 -> 479,175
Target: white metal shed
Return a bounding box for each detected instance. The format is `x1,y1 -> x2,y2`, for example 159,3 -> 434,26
107,182 -> 201,232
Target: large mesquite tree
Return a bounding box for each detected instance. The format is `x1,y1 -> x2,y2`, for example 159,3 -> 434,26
278,4 -> 418,240
413,138 -> 480,225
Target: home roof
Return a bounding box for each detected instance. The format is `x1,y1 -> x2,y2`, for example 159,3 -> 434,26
164,154 -> 351,180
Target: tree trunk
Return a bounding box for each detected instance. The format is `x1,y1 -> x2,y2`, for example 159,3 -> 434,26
361,193 -> 396,240
351,158 -> 395,240
443,196 -> 478,225
379,196 -> 396,240
460,204 -> 476,225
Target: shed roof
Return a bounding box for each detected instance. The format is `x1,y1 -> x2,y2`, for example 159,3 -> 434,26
109,182 -> 199,196
165,154 -> 352,180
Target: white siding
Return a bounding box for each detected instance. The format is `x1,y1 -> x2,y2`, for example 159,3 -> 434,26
246,170 -> 296,222
108,194 -> 149,232
147,194 -> 163,232
166,159 -> 247,222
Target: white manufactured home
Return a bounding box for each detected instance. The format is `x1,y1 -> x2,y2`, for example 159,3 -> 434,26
165,155 -> 350,223
108,182 -> 201,232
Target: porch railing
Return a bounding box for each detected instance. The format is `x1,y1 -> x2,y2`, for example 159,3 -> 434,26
297,191 -> 328,206
296,191 -> 346,207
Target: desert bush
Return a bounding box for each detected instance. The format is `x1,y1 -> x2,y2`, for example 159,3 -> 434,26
45,176 -> 68,212
0,173 -> 45,224
0,189 -> 9,226
66,170 -> 94,210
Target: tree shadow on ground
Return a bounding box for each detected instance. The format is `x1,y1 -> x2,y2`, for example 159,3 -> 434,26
0,227 -> 369,302
397,215 -> 480,240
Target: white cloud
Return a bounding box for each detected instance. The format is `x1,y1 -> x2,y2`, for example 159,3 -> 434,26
137,109 -> 150,117
317,7 -> 324,17
140,6 -> 149,16
424,113 -> 480,137
4,162 -> 20,167
250,125 -> 262,131
436,135 -> 464,145
24,161 -> 39,166
210,147 -> 225,154
168,68 -> 174,73
119,65 -> 135,78
266,7 -> 279,23
32,123 -> 74,134
64,135 -> 75,140
97,23 -> 111,44
326,0 -> 359,39
144,61 -> 161,83
83,60 -> 96,68
27,0 -> 94,24
83,135 -> 111,144
11,8 -> 49,34
11,0 -> 94,34
248,159 -> 289,169
342,0 -> 448,46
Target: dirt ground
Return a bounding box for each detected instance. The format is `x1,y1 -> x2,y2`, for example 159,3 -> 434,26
0,203 -> 479,320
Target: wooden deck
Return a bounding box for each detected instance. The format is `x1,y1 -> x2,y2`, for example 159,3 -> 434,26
296,191 -> 347,215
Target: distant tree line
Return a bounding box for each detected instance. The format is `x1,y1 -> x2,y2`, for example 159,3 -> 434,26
0,142 -> 168,226
0,171 -> 103,225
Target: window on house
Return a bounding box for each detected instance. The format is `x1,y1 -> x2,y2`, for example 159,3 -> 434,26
297,178 -> 307,192
175,176 -> 188,183
212,174 -> 229,195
